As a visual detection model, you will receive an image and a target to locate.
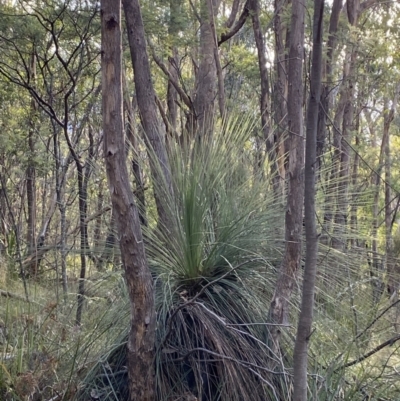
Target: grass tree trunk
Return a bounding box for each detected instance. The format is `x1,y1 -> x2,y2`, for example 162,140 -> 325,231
101,1 -> 156,400
292,0 -> 324,398
268,0 -> 305,359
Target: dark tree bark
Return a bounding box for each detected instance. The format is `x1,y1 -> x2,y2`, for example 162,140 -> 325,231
101,1 -> 156,400
268,0 -> 305,359
292,0 -> 324,398
218,0 -> 250,46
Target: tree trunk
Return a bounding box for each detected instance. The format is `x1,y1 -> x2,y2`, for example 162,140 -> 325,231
268,0 -> 305,359
316,0 -> 343,169
250,0 -> 280,189
167,0 -> 181,134
272,0 -> 288,185
384,87 -> 399,295
124,89 -> 147,227
75,128 -> 95,326
122,0 -> 174,231
292,0 -> 324,398
26,52 -> 37,274
192,0 -> 220,136
101,1 -> 156,400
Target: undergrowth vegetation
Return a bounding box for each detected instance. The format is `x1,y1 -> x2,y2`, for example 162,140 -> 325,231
1,118 -> 400,400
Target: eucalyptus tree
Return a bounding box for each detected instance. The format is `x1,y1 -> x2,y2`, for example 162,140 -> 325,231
292,0 -> 324,397
102,0 -> 156,399
268,0 -> 305,360
123,0 -> 174,231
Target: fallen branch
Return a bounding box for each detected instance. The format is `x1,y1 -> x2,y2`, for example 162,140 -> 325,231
334,334 -> 400,372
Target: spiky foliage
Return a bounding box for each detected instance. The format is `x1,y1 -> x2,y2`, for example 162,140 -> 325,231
76,116 -> 291,401
150,117 -> 288,401
72,118 -> 400,401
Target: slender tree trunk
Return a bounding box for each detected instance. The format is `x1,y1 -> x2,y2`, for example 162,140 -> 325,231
26,52 -> 37,274
384,87 -> 399,295
75,129 -> 94,325
292,0 -> 324,398
272,0 -> 288,185
250,0 -> 280,189
93,182 -> 104,253
101,1 -> 156,400
316,0 -> 343,168
349,110 -> 360,249
167,0 -> 181,134
0,176 -> 7,256
167,49 -> 179,134
97,211 -> 116,271
124,89 -> 147,227
332,48 -> 357,252
268,0 -> 305,359
52,122 -> 69,303
123,0 -> 174,231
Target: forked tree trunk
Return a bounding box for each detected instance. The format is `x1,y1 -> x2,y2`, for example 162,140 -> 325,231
292,0 -> 324,398
268,0 -> 305,360
101,1 -> 156,400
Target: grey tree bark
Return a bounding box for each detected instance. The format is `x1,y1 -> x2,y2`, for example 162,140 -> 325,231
101,1 -> 156,399
316,0 -> 343,168
272,0 -> 288,186
192,0 -> 220,136
268,0 -> 305,359
292,0 -> 324,398
123,0 -> 174,231
384,87 -> 399,296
